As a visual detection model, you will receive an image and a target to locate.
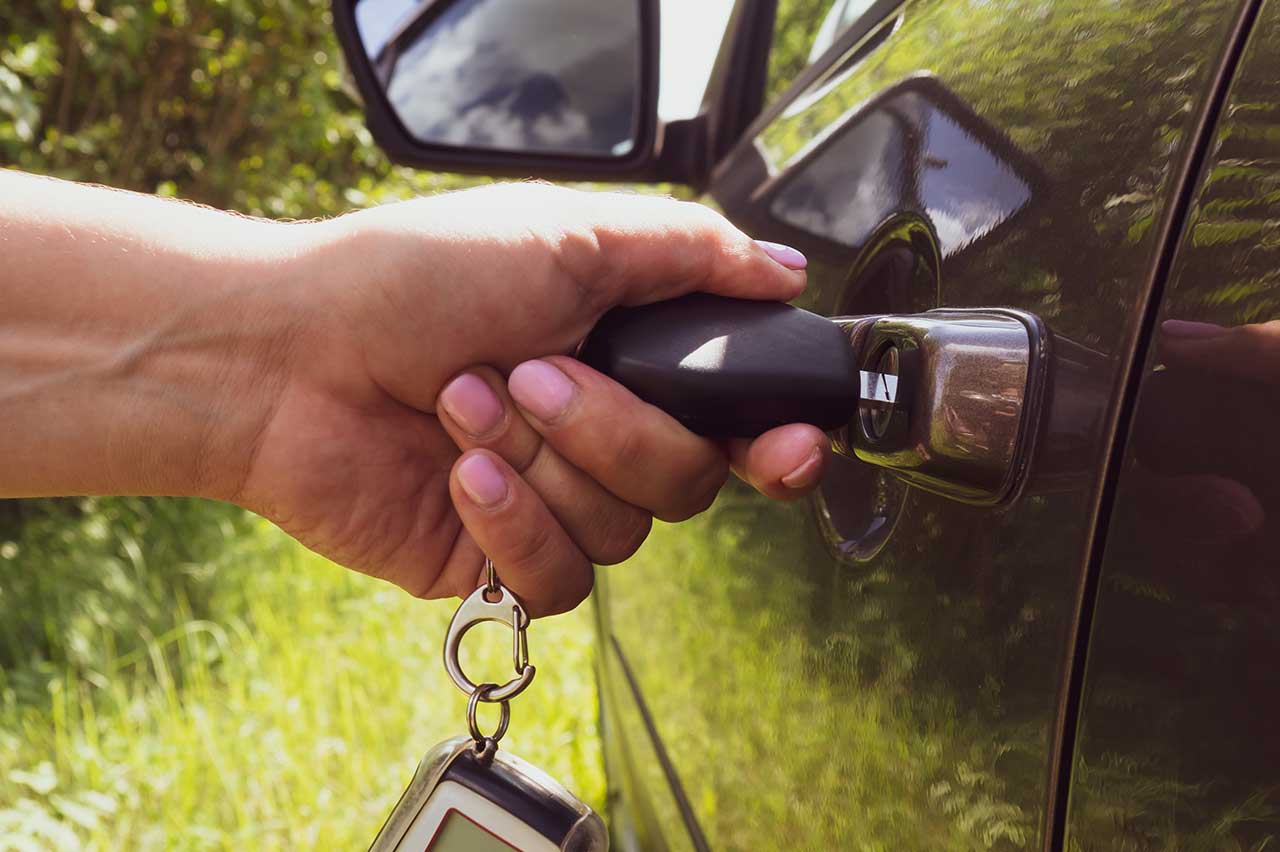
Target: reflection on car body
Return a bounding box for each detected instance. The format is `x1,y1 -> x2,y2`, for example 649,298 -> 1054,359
335,0 -> 1280,846
767,76 -> 1037,257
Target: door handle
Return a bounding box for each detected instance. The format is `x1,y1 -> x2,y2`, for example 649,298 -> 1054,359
578,294 -> 1048,505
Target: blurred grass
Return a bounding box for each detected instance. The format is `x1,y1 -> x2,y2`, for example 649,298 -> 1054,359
0,504 -> 603,850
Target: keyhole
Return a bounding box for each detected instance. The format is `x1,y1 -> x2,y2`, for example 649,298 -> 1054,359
865,344 -> 899,440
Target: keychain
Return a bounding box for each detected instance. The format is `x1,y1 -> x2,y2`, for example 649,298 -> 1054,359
369,559 -> 608,851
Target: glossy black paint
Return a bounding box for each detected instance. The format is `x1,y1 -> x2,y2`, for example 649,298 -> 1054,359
1066,2 -> 1280,846
596,0 -> 1252,848
336,0 -> 1280,845
715,74 -> 1046,266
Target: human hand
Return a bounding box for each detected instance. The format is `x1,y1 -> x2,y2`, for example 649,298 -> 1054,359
1125,319 -> 1280,553
234,184 -> 832,614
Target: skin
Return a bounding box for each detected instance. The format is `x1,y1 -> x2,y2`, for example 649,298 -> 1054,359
0,171 -> 831,616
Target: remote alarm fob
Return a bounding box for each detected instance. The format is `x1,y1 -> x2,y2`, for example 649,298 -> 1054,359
369,737 -> 607,851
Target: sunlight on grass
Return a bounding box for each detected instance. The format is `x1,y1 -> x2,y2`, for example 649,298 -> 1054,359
0,517 -> 603,850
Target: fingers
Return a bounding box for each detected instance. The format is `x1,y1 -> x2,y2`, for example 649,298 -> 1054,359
436,353 -> 830,616
563,189 -> 809,306
507,357 -> 729,522
1127,467 -> 1264,545
1159,318 -> 1280,379
727,423 -> 831,500
451,183 -> 809,307
450,450 -> 594,617
438,366 -> 652,565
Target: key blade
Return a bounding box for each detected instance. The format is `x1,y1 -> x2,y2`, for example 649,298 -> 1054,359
859,370 -> 898,405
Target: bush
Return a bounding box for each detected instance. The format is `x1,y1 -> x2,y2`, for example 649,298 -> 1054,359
0,497 -> 255,705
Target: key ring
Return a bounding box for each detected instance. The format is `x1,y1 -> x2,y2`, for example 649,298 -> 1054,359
467,682 -> 511,754
443,559 -> 536,703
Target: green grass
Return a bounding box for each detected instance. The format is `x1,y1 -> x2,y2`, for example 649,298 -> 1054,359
0,505 -> 603,850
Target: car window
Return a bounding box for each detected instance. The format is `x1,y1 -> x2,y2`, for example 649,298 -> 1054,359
766,0 -> 879,102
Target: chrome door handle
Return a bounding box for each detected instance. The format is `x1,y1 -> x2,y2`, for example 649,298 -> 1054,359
579,295 -> 1047,504
833,309 -> 1048,504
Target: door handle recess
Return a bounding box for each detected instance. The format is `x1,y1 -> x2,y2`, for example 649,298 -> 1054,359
578,294 -> 1048,505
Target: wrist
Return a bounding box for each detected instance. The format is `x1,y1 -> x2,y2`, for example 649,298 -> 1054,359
0,185 -> 315,501
178,219 -> 316,502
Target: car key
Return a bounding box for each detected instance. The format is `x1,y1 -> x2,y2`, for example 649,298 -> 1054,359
368,560 -> 607,852
577,292 -> 862,438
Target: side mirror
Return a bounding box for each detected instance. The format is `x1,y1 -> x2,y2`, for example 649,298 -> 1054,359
332,0 -> 661,180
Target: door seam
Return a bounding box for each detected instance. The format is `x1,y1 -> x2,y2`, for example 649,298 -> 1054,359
1043,1 -> 1267,849
608,634 -> 713,852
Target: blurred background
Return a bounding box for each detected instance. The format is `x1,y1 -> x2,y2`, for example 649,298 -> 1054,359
0,0 -> 752,846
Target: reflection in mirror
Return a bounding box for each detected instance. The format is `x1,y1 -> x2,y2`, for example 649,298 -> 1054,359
769,82 -> 1035,257
808,0 -> 881,63
355,0 -> 641,157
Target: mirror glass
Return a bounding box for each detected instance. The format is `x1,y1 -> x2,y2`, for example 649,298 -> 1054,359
770,86 -> 1035,257
355,0 -> 641,158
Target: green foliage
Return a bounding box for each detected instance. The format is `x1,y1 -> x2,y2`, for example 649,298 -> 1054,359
602,487 -> 1044,850
0,0 -> 480,217
0,523 -> 603,849
766,0 -> 837,103
0,498 -> 253,703
0,2 -> 596,848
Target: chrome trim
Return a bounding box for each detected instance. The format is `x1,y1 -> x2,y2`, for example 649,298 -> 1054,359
831,308 -> 1048,505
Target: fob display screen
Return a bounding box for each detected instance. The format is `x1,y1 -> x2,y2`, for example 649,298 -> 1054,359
396,780 -> 558,852
425,810 -> 519,852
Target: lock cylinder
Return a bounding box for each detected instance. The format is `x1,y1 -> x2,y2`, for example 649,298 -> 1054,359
832,309 -> 1048,505
578,293 -> 1047,506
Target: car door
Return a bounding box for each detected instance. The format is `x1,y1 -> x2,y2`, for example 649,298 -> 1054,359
594,0 -> 1257,849
1065,2 -> 1280,847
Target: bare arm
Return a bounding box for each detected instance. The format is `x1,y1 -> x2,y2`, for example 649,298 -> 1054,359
0,169 -> 303,499
0,171 -> 828,614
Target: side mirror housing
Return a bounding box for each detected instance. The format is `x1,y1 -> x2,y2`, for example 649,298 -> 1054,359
332,0 -> 672,181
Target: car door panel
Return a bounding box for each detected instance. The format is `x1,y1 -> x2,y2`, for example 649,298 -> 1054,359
598,0 -> 1249,848
595,583 -> 704,852
1067,2 -> 1280,846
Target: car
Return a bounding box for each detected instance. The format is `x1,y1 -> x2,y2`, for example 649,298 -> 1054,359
334,0 -> 1280,848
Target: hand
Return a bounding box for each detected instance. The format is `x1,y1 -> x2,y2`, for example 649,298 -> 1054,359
1125,319 -> 1280,553
235,183 -> 831,614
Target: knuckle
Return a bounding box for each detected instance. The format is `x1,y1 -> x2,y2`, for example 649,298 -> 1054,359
677,205 -> 738,285
682,198 -> 729,231
657,455 -> 728,522
567,563 -> 597,608
543,565 -> 595,617
612,426 -> 653,476
546,221 -> 609,314
516,435 -> 555,479
403,573 -> 435,600
591,510 -> 652,565
503,520 -> 559,575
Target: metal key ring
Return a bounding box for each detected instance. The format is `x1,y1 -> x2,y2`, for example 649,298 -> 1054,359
443,560 -> 536,702
467,682 -> 511,745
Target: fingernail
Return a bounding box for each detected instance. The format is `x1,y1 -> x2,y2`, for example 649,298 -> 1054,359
509,360 -> 576,423
756,240 -> 807,271
440,373 -> 504,436
781,446 -> 823,489
457,454 -> 509,508
1162,319 -> 1227,340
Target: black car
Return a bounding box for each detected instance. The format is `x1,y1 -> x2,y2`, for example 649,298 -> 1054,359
336,0 -> 1280,848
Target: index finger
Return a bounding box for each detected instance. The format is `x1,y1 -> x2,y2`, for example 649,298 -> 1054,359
551,188 -> 810,307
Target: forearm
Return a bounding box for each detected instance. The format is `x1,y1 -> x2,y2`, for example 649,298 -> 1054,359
0,170 -> 310,500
